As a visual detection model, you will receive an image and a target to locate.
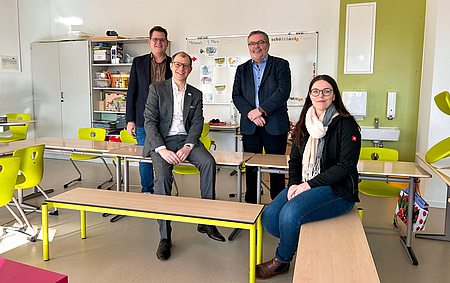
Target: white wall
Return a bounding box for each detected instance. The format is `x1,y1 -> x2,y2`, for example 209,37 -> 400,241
417,0 -> 450,208
0,0 -> 51,138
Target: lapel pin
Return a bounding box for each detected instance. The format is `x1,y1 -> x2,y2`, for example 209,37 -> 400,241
188,93 -> 192,96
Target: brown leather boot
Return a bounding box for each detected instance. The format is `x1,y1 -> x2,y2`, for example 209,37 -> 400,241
256,257 -> 290,279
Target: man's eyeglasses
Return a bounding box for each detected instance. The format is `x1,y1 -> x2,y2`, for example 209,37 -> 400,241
150,38 -> 167,43
172,61 -> 191,69
248,40 -> 268,47
310,88 -> 333,97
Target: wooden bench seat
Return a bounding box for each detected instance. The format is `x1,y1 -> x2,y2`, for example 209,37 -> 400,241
293,207 -> 380,283
42,188 -> 264,283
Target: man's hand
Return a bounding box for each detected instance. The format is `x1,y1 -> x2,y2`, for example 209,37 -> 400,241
158,148 -> 182,165
287,182 -> 312,201
127,122 -> 136,138
176,145 -> 192,162
247,108 -> 262,121
253,116 -> 266,127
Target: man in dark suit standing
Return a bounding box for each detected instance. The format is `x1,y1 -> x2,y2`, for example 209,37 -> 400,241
126,26 -> 172,194
143,51 -> 225,261
232,30 -> 291,204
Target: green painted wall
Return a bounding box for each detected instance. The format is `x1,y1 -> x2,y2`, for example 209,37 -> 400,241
337,0 -> 426,161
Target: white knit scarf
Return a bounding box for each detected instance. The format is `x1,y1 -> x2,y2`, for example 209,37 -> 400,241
302,105 -> 338,182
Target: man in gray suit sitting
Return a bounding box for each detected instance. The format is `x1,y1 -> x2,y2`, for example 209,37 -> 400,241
143,51 -> 225,260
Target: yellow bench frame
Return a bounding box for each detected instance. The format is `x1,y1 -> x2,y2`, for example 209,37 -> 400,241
42,188 -> 264,283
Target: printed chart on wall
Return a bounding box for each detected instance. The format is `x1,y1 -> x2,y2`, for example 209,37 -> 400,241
186,32 -> 318,107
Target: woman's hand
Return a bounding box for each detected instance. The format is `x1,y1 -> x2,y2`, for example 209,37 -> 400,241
287,182 -> 312,201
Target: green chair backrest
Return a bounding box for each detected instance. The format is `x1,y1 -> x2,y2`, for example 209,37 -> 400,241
425,136 -> 450,163
359,147 -> 398,161
199,136 -> 212,150
13,144 -> 45,190
78,128 -> 106,141
0,156 -> 21,206
434,91 -> 450,116
5,113 -> 31,140
120,130 -> 137,144
201,123 -> 210,138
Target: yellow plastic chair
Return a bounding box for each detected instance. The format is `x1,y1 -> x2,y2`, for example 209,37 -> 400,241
0,156 -> 37,241
358,147 -> 404,198
172,124 -> 212,196
0,113 -> 31,142
64,128 -> 113,189
425,91 -> 450,163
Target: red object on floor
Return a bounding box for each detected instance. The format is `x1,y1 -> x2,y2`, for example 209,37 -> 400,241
0,258 -> 68,283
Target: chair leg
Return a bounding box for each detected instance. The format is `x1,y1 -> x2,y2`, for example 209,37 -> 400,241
172,173 -> 180,196
97,157 -> 114,189
36,185 -> 58,215
63,158 -> 82,188
9,197 -> 37,241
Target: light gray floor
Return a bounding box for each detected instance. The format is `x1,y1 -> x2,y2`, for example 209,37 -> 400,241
1,157 -> 450,282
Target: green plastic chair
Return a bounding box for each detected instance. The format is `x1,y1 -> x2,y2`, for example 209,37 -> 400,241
425,91 -> 450,163
172,123 -> 212,196
0,156 -> 37,241
12,144 -> 56,214
64,128 -> 113,189
358,147 -> 404,198
0,113 -> 31,142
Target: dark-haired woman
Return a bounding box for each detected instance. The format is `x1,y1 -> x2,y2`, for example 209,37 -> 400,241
256,75 -> 361,279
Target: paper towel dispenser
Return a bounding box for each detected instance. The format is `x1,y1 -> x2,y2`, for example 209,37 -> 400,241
342,91 -> 367,120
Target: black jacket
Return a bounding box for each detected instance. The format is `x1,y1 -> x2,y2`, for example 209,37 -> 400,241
288,115 -> 361,202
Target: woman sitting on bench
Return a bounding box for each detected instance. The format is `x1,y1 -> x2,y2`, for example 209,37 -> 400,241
256,75 -> 361,279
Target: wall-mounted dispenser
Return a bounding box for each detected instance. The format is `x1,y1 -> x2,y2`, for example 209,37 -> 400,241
342,91 -> 367,120
387,91 -> 396,120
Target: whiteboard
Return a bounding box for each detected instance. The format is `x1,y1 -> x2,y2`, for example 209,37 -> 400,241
0,0 -> 21,72
186,32 -> 318,107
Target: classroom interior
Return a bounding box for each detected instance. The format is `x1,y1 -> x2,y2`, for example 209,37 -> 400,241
1,0 -> 450,282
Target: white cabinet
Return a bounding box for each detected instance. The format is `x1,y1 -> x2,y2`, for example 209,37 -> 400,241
31,40 -> 91,139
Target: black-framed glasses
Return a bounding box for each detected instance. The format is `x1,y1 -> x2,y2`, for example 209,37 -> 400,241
310,88 -> 333,97
248,40 -> 268,47
172,61 -> 191,69
150,38 -> 167,43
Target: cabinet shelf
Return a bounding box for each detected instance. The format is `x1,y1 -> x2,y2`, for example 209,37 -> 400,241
93,87 -> 128,91
92,63 -> 132,67
94,110 -> 126,114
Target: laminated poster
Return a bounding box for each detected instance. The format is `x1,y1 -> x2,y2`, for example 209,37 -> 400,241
228,57 -> 240,67
205,46 -> 218,56
201,76 -> 212,85
204,93 -> 213,103
215,84 -> 226,95
200,65 -> 213,75
215,57 -> 226,67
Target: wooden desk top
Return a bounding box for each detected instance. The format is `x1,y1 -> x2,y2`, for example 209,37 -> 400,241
0,120 -> 37,126
357,159 -> 431,178
105,146 -> 254,166
416,153 -> 450,186
209,124 -> 240,130
0,141 -> 45,154
294,208 -> 379,283
32,137 -> 135,153
245,153 -> 290,169
47,188 -> 264,224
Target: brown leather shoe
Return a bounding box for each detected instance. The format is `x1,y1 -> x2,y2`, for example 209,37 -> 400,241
256,257 -> 290,279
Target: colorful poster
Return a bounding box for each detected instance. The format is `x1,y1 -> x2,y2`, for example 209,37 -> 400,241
203,93 -> 213,103
215,84 -> 226,95
206,46 -> 218,56
228,57 -> 240,67
215,57 -> 226,67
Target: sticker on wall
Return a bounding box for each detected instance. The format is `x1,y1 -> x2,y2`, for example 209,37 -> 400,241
192,55 -> 199,65
215,84 -> 226,95
200,65 -> 213,75
215,57 -> 226,67
199,48 -> 205,55
201,76 -> 212,85
203,93 -> 213,103
206,46 -> 218,56
228,57 -> 240,67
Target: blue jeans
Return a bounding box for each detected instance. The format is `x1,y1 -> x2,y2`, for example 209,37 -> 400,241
261,185 -> 355,263
136,126 -> 154,193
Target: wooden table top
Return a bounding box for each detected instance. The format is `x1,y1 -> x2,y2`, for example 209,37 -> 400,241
0,120 -> 37,126
47,187 -> 264,224
32,137 -> 135,152
357,159 -> 431,178
0,140 -> 45,154
245,153 -> 290,169
416,153 -> 450,186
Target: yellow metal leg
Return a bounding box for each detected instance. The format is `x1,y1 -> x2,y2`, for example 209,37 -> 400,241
81,210 -> 86,239
42,203 -> 49,261
249,225 -> 256,283
257,215 -> 263,264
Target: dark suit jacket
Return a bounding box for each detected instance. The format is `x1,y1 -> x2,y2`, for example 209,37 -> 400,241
126,53 -> 172,127
142,79 -> 204,157
232,55 -> 291,135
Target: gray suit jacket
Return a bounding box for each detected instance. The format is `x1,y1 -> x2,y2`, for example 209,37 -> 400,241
142,79 -> 204,157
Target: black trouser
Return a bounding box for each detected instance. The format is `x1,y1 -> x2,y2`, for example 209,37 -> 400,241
243,127 -> 287,204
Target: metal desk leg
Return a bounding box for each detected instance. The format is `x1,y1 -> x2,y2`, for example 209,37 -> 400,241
249,224 -> 256,283
257,215 -> 263,264
416,184 -> 450,241
116,157 -> 122,191
228,165 -> 243,241
399,177 -> 418,265
110,157 -> 128,223
257,166 -> 262,204
42,203 -> 49,261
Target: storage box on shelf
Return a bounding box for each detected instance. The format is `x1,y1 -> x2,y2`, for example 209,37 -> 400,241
90,38 -> 149,136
